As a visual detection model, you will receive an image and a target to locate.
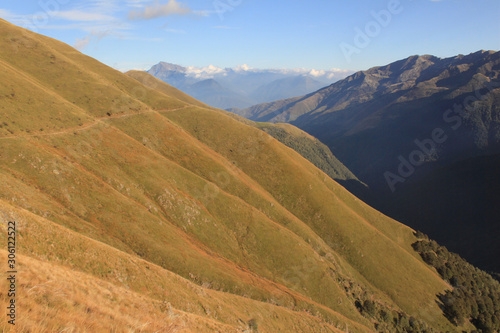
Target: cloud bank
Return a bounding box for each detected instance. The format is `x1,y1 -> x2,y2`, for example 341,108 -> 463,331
128,0 -> 192,20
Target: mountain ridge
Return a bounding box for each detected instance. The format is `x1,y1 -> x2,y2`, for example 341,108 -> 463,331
232,49 -> 500,273
146,61 -> 354,109
1,18 -> 497,332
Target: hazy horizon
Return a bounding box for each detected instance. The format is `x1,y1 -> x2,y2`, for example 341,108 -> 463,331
1,0 -> 499,72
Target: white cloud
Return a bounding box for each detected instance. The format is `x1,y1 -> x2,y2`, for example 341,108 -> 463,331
213,26 -> 240,30
37,21 -> 130,32
234,64 -> 253,72
186,64 -> 226,78
52,10 -> 115,22
74,35 -> 92,50
0,9 -> 33,26
0,2 -> 126,32
0,9 -> 13,18
1,2 -> 146,48
309,69 -> 326,77
175,64 -> 354,82
128,0 -> 192,20
86,0 -> 120,12
125,0 -> 151,8
121,36 -> 163,42
194,10 -> 210,17
164,28 -> 186,34
112,61 -> 156,72
74,30 -> 112,50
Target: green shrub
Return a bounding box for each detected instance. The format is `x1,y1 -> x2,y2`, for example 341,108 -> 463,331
412,237 -> 500,332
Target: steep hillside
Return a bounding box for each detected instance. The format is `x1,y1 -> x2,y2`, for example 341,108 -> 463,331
234,51 -> 500,273
384,153 -> 500,272
0,18 -> 491,332
127,70 -> 365,195
252,122 -> 367,195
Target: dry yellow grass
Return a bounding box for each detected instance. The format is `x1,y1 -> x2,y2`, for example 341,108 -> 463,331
0,18 -> 459,332
0,199 -> 365,333
0,251 -> 229,333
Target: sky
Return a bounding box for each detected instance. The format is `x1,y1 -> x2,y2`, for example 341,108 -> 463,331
1,0 -> 499,72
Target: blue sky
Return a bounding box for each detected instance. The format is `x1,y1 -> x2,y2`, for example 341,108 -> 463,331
1,0 -> 499,72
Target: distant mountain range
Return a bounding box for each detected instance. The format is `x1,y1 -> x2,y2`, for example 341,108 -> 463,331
5,18 -> 500,332
232,50 -> 500,273
147,62 -> 354,109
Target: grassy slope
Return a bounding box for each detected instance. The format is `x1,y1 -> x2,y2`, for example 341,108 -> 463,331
124,71 -> 455,329
0,203 -> 348,333
0,19 -> 456,332
161,106 -> 453,329
254,122 -> 359,182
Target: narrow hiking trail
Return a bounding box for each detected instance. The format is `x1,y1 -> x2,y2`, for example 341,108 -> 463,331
0,105 -> 191,140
